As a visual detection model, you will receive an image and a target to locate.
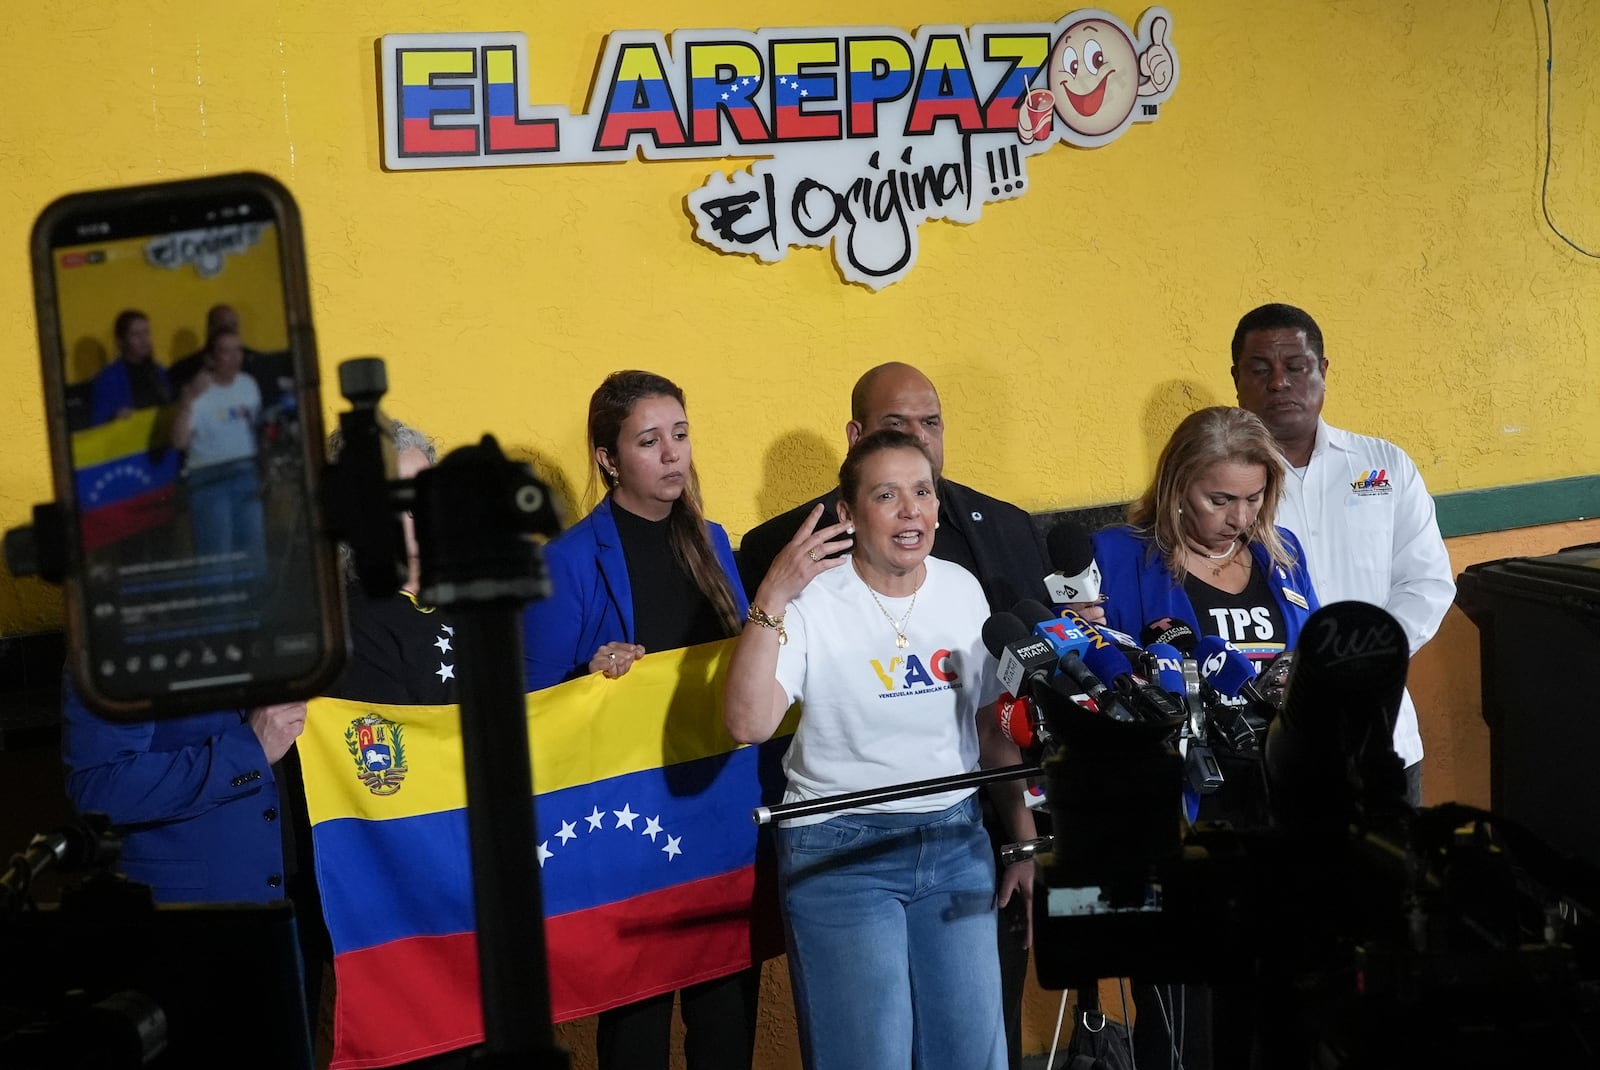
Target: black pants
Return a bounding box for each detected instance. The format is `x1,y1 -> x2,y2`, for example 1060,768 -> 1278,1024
595,967 -> 760,1070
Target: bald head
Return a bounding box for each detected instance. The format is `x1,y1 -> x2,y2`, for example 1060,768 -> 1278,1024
206,304 -> 240,336
847,362 -> 944,478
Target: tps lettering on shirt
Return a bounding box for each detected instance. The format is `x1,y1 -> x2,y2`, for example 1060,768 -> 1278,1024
1208,607 -> 1275,641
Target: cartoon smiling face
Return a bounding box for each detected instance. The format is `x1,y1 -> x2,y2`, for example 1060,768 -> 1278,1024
1049,20 -> 1140,137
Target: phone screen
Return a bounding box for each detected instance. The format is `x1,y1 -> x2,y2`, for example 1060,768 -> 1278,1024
35,176 -> 341,712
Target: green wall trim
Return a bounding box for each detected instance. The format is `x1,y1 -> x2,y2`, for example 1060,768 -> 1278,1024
1434,475 -> 1600,539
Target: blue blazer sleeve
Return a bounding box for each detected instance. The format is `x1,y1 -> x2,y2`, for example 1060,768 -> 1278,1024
1093,526 -> 1201,639
710,521 -> 749,618
522,524 -> 609,692
60,674 -> 271,827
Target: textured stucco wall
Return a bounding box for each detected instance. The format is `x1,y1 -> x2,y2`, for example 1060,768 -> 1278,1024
3,0 -> 1600,632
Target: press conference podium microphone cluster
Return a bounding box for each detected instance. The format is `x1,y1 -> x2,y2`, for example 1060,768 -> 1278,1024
1030,600 -> 1600,1066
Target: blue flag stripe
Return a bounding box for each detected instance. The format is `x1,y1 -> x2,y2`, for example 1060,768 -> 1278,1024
314,737 -> 787,955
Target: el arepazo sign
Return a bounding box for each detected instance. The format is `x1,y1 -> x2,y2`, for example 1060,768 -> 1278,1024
380,7 -> 1178,290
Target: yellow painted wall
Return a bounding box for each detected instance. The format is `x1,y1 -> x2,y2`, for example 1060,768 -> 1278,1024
4,0 -> 1600,632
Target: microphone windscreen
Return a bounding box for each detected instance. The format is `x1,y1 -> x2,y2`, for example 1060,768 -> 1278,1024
1280,602 -> 1409,734
1012,598 -> 1056,628
997,692 -> 1036,750
1194,635 -> 1256,697
1080,639 -> 1135,684
1141,617 -> 1198,656
981,611 -> 1032,658
1145,642 -> 1188,697
1046,521 -> 1096,575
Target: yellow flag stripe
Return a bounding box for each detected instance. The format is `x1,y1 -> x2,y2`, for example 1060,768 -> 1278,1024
301,638 -> 797,826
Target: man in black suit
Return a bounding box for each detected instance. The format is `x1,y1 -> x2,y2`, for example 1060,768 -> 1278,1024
737,361 -> 1051,1070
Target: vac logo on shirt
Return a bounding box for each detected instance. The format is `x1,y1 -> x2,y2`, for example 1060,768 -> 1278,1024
1350,468 -> 1392,495
869,649 -> 962,698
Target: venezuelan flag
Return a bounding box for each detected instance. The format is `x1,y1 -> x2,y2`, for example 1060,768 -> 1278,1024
301,639 -> 793,1069
71,407 -> 179,552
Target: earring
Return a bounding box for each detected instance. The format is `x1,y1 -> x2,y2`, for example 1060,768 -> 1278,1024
934,521 -> 941,529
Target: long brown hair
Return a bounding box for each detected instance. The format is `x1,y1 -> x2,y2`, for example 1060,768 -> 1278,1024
1128,406 -> 1295,581
587,371 -> 741,636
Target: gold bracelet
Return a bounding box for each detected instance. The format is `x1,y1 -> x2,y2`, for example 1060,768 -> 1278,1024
746,604 -> 787,645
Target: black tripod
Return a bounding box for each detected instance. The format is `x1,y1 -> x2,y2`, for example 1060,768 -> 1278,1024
326,358 -> 569,1067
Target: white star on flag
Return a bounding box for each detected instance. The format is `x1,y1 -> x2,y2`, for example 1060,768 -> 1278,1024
434,635 -> 452,654
800,89 -> 809,97
642,816 -> 663,842
442,625 -> 454,636
778,76 -> 789,87
741,77 -> 751,86
663,835 -> 682,860
556,820 -> 577,845
614,804 -> 639,830
585,806 -> 605,831
721,92 -> 729,100
436,663 -> 455,682
537,841 -> 553,867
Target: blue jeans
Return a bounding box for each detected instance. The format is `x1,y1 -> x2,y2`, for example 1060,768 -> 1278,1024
188,458 -> 265,578
776,794 -> 1006,1070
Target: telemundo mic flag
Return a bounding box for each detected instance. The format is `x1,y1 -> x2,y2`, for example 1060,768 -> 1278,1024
70,407 -> 180,551
299,638 -> 792,1069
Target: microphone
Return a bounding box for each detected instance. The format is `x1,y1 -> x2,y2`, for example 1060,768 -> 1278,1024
1144,641 -> 1188,700
1044,521 -> 1103,605
1012,599 -> 1094,662
997,691 -> 1048,752
1193,634 -> 1275,751
981,612 -> 1059,701
1142,617 -> 1198,656
1267,601 -> 1411,833
1193,635 -> 1272,709
1079,635 -> 1184,726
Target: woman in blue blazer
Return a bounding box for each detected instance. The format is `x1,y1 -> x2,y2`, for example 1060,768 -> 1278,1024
520,370 -> 755,1070
1092,406 -> 1319,659
1090,406 -> 1319,1070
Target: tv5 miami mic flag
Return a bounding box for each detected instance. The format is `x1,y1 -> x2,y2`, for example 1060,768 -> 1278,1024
299,638 -> 792,1069
71,407 -> 180,551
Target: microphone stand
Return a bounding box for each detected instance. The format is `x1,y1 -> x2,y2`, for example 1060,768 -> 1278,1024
753,763 -> 1038,825
329,361 -> 568,1068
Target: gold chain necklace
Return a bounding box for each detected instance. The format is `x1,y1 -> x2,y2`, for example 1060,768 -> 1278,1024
853,558 -> 923,649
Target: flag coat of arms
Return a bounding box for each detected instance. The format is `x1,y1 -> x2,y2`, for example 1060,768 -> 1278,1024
300,638 -> 792,1069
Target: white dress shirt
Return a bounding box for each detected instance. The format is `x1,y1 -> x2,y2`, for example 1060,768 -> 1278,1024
1274,420 -> 1456,766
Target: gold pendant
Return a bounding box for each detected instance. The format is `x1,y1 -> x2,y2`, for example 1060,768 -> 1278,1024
895,633 -> 908,649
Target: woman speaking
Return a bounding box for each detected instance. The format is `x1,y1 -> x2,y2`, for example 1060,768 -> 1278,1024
724,429 -> 1033,1070
520,370 -> 756,1070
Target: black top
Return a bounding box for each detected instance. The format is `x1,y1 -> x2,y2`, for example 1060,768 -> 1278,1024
127,360 -> 171,410
326,587 -> 460,705
737,478 -> 1049,614
611,502 -> 725,652
1183,561 -> 1289,671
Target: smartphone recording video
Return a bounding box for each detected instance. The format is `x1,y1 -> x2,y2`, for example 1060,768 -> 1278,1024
31,173 -> 344,717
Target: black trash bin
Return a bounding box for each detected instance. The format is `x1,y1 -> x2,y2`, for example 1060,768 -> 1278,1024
1457,543 -> 1600,870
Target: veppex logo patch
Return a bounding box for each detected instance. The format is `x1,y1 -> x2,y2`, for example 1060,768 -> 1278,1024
1351,468 -> 1392,495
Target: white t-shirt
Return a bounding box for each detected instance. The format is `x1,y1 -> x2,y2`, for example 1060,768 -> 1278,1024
775,555 -> 1001,826
186,374 -> 261,470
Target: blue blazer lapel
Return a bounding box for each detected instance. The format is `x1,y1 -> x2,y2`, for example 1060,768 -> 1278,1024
591,497 -> 635,642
